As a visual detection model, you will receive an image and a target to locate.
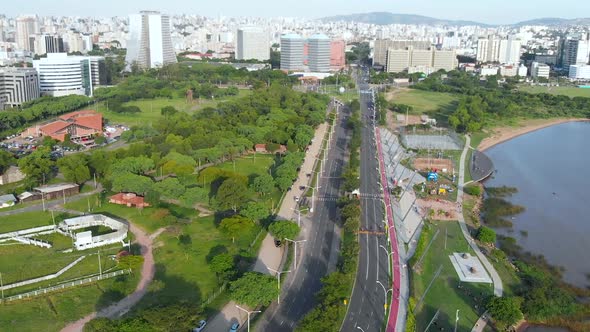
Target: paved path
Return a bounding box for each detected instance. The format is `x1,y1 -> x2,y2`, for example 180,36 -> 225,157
457,135 -> 503,332
60,224 -> 162,332
202,301 -> 246,332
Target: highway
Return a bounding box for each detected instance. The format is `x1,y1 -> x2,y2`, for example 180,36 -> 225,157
341,70 -> 391,332
255,99 -> 351,331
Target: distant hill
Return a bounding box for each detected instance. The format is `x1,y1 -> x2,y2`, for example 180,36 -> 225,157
321,12 -> 590,27
320,12 -> 488,26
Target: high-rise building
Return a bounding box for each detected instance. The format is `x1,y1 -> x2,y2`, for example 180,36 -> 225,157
330,40 -> 346,70
498,38 -> 522,64
569,65 -> 590,79
477,36 -> 521,64
16,16 -> 38,52
236,27 -> 269,61
373,39 -> 430,67
280,34 -> 304,71
0,21 -> 4,43
308,34 -> 331,72
385,47 -> 457,73
0,68 -> 40,110
531,62 -> 550,79
562,39 -> 590,70
125,11 -> 177,69
33,53 -> 105,97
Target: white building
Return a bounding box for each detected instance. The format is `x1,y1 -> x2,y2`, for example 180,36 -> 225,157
308,34 -> 331,72
531,62 -> 550,79
236,27 -> 269,61
477,35 -> 521,64
280,34 -> 304,71
569,65 -> 590,80
16,16 -> 38,52
33,53 -> 105,97
498,38 -> 522,64
518,64 -> 528,77
385,47 -> 457,73
562,39 -> 590,70
125,11 -> 177,69
480,66 -> 500,76
0,68 -> 40,109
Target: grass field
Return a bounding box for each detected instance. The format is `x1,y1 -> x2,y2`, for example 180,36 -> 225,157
411,221 -> 493,332
386,88 -> 459,117
91,89 -> 251,126
0,210 -> 57,233
518,85 -> 590,98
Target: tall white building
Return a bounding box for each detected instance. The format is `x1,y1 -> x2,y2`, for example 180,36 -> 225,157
498,38 -> 522,64
16,16 -> 38,52
280,34 -> 304,71
562,39 -> 590,69
0,68 -> 40,110
236,27 -> 270,61
125,11 -> 177,69
33,53 -> 105,97
477,36 -> 521,64
308,34 -> 331,72
569,65 -> 590,80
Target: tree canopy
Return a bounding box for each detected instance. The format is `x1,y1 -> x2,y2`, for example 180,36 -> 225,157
230,272 -> 279,307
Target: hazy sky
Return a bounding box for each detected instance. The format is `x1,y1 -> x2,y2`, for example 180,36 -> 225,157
2,0 -> 588,25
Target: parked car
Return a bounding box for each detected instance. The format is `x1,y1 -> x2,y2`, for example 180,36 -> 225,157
274,239 -> 282,247
229,323 -> 240,332
193,320 -> 207,332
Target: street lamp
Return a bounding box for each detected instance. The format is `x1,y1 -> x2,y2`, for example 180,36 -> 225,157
291,207 -> 308,227
376,280 -> 393,311
356,326 -> 366,332
285,238 -> 307,270
308,184 -> 320,213
380,244 -> 395,274
235,305 -> 261,332
267,267 -> 291,304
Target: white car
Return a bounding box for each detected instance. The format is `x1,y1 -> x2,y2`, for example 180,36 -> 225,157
193,320 -> 207,332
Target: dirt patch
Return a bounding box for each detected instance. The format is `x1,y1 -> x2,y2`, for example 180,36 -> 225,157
193,203 -> 213,217
416,198 -> 460,221
413,158 -> 454,173
386,111 -> 422,132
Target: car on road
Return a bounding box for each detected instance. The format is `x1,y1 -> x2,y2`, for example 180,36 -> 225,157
229,323 -> 239,332
193,320 -> 207,332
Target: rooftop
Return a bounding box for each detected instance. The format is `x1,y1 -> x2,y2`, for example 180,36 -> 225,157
34,183 -> 79,194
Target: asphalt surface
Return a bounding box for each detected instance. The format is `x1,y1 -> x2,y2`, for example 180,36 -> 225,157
255,99 -> 350,331
341,72 -> 390,332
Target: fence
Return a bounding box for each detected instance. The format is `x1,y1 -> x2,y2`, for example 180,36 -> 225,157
2,269 -> 131,303
202,282 -> 227,307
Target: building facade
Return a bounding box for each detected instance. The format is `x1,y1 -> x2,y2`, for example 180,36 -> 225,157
16,16 -> 37,52
531,62 -> 550,79
569,65 -> 590,80
125,11 -> 177,69
308,34 -> 331,72
0,68 -> 40,110
330,40 -> 346,70
562,39 -> 590,70
385,47 -> 457,73
280,34 -> 304,71
374,39 -> 431,67
33,53 -> 105,97
236,27 -> 269,61
477,35 -> 521,64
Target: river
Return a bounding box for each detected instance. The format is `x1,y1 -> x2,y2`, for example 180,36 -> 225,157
484,121 -> 590,288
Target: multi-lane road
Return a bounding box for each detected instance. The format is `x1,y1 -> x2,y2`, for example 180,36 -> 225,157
255,99 -> 351,331
341,71 -> 392,332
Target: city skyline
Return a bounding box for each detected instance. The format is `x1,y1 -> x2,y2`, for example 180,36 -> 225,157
1,0 -> 589,25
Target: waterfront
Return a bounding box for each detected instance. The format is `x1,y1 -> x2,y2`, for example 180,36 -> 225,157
484,121 -> 590,288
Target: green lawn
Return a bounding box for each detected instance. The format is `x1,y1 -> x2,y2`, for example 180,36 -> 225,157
518,85 -> 590,98
387,89 -> 459,117
217,154 -> 275,178
411,221 -> 493,332
0,210 -> 56,233
93,89 -> 252,126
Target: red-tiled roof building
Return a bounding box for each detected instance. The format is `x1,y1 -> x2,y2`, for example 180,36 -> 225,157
37,110 -> 103,142
109,193 -> 150,208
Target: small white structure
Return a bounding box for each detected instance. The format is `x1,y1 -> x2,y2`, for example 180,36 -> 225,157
0,194 -> 17,208
449,252 -> 492,283
59,214 -> 128,250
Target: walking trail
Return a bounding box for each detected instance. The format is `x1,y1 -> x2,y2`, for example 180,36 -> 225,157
60,224 -> 163,332
457,135 -> 503,332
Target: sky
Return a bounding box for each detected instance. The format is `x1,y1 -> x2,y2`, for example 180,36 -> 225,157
1,0 -> 588,25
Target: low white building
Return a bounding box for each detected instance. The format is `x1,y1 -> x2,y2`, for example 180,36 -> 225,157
480,66 -> 499,76
531,62 -> 550,79
33,53 -> 105,97
569,65 -> 590,80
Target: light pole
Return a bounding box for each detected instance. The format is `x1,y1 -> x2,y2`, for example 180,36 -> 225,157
285,238 -> 307,270
376,280 -> 393,311
267,267 -> 291,304
380,244 -> 395,275
356,326 -> 366,332
308,185 -> 320,213
291,207 -> 308,227
454,309 -> 460,332
235,305 -> 261,332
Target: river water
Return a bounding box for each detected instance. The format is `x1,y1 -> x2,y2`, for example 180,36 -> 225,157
484,121 -> 590,288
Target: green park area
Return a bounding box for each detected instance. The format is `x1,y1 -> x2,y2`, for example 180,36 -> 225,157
386,88 -> 459,116
409,221 -> 493,332
518,85 -> 590,98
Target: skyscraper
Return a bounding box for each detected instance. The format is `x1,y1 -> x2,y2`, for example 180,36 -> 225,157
477,36 -> 521,64
562,39 -> 590,69
308,34 -> 331,72
16,16 -> 38,52
236,27 -> 270,61
125,11 -> 177,69
280,34 -> 304,71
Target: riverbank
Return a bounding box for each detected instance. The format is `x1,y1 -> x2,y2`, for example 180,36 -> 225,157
478,118 -> 590,151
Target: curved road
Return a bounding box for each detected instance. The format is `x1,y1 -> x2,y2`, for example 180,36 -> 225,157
60,223 -> 160,332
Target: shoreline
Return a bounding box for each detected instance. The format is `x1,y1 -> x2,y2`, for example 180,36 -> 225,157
478,118 -> 590,151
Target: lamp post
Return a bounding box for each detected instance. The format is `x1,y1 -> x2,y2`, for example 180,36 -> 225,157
285,238 -> 307,270
267,267 -> 291,304
235,305 -> 261,332
308,185 -> 320,213
380,244 -> 395,275
356,326 -> 366,332
291,207 -> 308,227
376,280 -> 393,311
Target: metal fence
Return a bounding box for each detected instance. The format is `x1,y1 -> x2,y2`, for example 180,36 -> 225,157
2,269 -> 131,303
399,126 -> 464,151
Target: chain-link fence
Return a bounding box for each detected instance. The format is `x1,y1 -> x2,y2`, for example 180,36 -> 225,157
399,126 -> 464,151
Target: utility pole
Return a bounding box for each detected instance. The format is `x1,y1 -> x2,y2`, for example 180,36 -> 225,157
454,309 -> 460,332
267,267 -> 291,304
98,250 -> 102,277
93,173 -> 97,188
235,305 -> 261,332
0,272 -> 4,300
41,193 -> 46,211
285,238 -> 307,270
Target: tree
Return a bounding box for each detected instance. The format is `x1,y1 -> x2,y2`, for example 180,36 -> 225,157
230,272 -> 279,307
209,253 -> 236,281
111,156 -> 155,175
240,201 -> 270,222
111,172 -> 154,195
117,255 -> 144,270
18,146 -> 55,186
251,174 -> 274,196
57,154 -> 91,185
219,216 -> 255,243
154,177 -> 186,199
486,296 -> 523,330
268,220 -> 300,240
216,177 -> 249,212
476,226 -> 497,244
0,150 -> 14,174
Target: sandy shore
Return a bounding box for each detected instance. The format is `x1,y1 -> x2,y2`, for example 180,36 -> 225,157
478,118 -> 590,151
